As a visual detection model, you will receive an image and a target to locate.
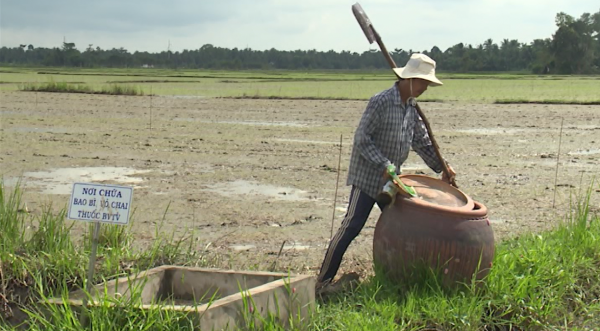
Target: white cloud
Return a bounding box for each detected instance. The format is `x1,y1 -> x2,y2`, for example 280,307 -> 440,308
1,0 -> 597,53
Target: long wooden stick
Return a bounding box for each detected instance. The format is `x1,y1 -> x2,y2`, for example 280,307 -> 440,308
552,117 -> 564,208
269,240 -> 287,272
415,103 -> 456,187
330,134 -> 343,240
371,26 -> 396,70
149,85 -> 153,130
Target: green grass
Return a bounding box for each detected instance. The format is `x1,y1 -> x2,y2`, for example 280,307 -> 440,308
0,181 -> 206,330
312,182 -> 600,330
494,98 -> 600,105
18,80 -> 146,96
19,81 -> 93,94
1,179 -> 599,330
2,67 -> 600,103
221,93 -> 446,103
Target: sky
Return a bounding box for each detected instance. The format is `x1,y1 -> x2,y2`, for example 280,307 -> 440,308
1,0 -> 597,54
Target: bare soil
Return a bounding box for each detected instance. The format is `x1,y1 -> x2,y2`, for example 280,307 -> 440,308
1,91 -> 599,277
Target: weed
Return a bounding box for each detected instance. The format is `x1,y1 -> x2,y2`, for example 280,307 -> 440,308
18,79 -> 145,96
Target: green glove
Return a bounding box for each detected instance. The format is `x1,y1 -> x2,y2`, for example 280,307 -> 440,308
386,164 -> 397,177
386,164 -> 417,197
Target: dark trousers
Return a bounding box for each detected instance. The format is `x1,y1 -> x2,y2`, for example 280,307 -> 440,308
317,186 -> 389,283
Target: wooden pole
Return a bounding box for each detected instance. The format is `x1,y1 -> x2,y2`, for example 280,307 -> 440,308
330,134 -> 343,240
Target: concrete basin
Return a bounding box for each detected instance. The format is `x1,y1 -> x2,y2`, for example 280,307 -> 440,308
48,265 -> 316,330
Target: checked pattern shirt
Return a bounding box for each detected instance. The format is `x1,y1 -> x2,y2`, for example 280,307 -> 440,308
347,83 -> 445,199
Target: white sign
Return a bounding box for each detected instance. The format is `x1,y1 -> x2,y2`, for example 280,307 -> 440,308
68,182 -> 133,225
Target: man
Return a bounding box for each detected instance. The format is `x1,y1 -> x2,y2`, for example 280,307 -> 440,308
316,53 -> 455,295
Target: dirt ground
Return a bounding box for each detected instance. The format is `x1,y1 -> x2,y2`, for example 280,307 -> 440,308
1,91 -> 599,277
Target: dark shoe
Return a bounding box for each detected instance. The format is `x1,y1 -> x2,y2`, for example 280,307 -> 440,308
315,272 -> 360,299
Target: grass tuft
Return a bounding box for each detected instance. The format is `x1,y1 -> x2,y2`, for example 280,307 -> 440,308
494,98 -> 600,105
100,84 -> 145,96
19,81 -> 93,94
19,80 -> 145,96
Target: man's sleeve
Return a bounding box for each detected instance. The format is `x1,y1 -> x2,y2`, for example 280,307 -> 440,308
412,113 -> 445,173
354,96 -> 391,171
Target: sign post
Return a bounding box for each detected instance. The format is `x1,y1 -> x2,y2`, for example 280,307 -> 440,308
85,221 -> 101,303
67,182 -> 133,325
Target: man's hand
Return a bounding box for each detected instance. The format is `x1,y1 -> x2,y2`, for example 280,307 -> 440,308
442,163 -> 457,187
382,163 -> 396,180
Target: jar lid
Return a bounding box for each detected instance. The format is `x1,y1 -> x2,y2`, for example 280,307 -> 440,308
399,175 -> 474,210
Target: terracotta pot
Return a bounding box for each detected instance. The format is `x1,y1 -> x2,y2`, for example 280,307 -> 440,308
373,175 -> 495,288
399,175 -> 475,212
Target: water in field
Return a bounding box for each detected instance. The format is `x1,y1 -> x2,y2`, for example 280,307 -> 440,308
456,127 -> 531,135
4,167 -> 151,195
272,138 -> 335,144
5,126 -> 74,133
568,149 -> 600,155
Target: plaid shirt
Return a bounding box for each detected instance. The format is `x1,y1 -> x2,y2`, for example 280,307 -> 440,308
347,83 -> 445,199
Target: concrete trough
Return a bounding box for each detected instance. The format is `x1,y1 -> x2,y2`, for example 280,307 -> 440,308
48,265 -> 316,330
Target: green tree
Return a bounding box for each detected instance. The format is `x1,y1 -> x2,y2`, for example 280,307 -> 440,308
551,11 -> 598,74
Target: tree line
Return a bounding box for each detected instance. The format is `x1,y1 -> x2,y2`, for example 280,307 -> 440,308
1,10 -> 598,74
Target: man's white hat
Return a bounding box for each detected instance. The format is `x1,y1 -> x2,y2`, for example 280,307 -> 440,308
393,53 -> 443,86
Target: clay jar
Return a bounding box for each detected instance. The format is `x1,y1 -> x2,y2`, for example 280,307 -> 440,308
373,175 -> 495,288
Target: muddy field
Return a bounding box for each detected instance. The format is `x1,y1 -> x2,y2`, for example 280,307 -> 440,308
1,91 -> 599,277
